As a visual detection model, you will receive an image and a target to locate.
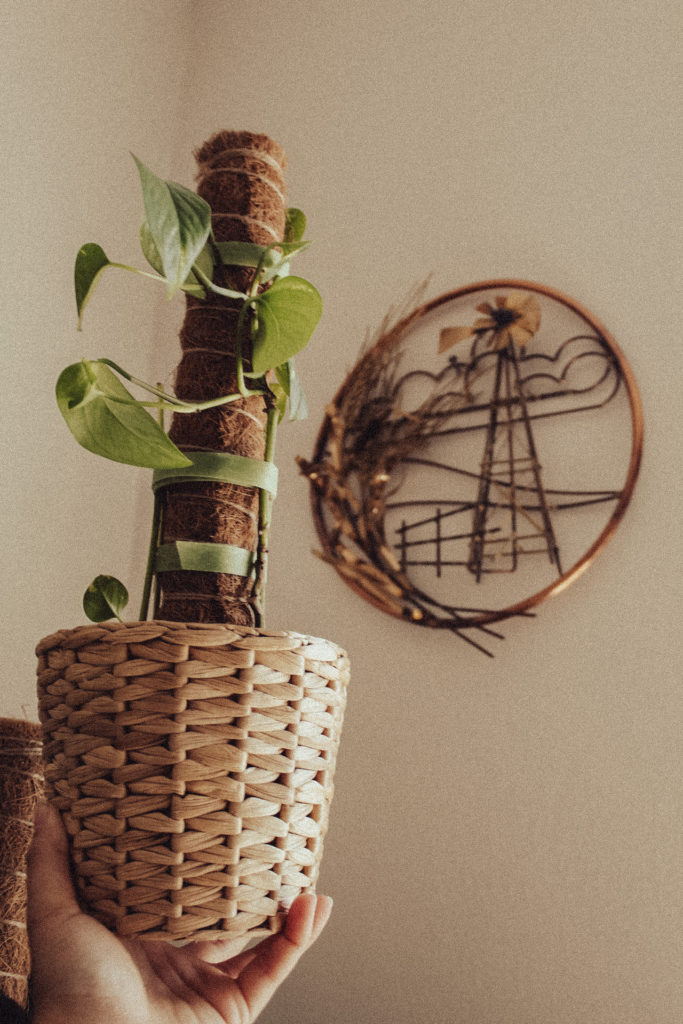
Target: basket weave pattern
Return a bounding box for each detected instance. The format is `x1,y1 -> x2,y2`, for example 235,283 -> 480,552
36,621 -> 348,942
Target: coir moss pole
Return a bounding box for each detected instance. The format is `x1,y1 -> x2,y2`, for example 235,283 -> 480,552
0,719 -> 43,1009
156,131 -> 287,626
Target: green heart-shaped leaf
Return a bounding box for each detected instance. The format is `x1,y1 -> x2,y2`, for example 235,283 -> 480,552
56,359 -> 191,468
75,243 -> 111,329
83,574 -> 129,622
133,155 -> 211,298
251,276 -> 322,375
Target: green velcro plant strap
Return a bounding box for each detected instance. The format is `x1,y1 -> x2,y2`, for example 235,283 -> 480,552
152,451 -> 278,496
154,541 -> 254,577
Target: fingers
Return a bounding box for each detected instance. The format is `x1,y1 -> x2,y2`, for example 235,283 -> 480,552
285,892 -> 333,947
229,894 -> 333,1020
26,801 -> 81,934
188,933 -> 251,964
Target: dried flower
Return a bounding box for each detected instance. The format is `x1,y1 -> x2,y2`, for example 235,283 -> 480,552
439,291 -> 541,352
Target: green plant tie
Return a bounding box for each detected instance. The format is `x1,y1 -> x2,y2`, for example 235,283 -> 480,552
152,451 -> 278,496
154,541 -> 254,577
151,453 -> 272,584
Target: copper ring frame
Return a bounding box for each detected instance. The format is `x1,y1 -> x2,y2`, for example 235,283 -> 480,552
309,279 -> 644,632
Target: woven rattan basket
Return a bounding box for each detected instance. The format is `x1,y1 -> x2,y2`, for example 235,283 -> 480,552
36,620 -> 348,943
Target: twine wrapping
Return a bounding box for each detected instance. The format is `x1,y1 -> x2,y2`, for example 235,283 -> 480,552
0,718 -> 44,1009
37,621 -> 348,943
157,131 -> 288,626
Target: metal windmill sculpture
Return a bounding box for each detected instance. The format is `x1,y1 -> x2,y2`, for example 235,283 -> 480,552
304,281 -> 643,653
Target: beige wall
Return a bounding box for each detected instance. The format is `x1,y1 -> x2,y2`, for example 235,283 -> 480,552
3,2 -> 682,1021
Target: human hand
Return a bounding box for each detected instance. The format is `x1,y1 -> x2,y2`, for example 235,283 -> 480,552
27,802 -> 332,1024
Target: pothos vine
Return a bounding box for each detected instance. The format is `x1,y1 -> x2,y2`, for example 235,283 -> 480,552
57,154 -> 322,625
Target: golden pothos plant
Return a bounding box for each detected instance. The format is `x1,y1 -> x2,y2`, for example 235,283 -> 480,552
57,155 -> 322,623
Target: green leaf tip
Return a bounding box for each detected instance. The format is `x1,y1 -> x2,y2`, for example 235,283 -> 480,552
272,360 -> 308,422
285,208 -> 307,243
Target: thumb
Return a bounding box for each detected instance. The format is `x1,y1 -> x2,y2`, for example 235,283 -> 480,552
230,894 -> 333,1020
27,801 -> 80,936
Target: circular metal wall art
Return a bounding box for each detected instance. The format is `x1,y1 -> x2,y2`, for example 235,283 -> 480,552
300,280 -> 643,654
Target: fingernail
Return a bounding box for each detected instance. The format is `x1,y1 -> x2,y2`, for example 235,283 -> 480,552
311,895 -> 333,939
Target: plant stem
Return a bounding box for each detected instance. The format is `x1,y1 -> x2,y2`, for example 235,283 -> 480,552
109,262 -> 167,285
253,405 -> 279,627
139,396 -> 165,620
191,263 -> 249,301
234,301 -> 254,398
136,393 -> 264,412
139,489 -> 162,620
97,358 -> 267,411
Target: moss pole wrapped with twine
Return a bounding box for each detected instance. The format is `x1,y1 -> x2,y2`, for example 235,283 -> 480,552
0,719 -> 43,1010
156,131 -> 288,626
